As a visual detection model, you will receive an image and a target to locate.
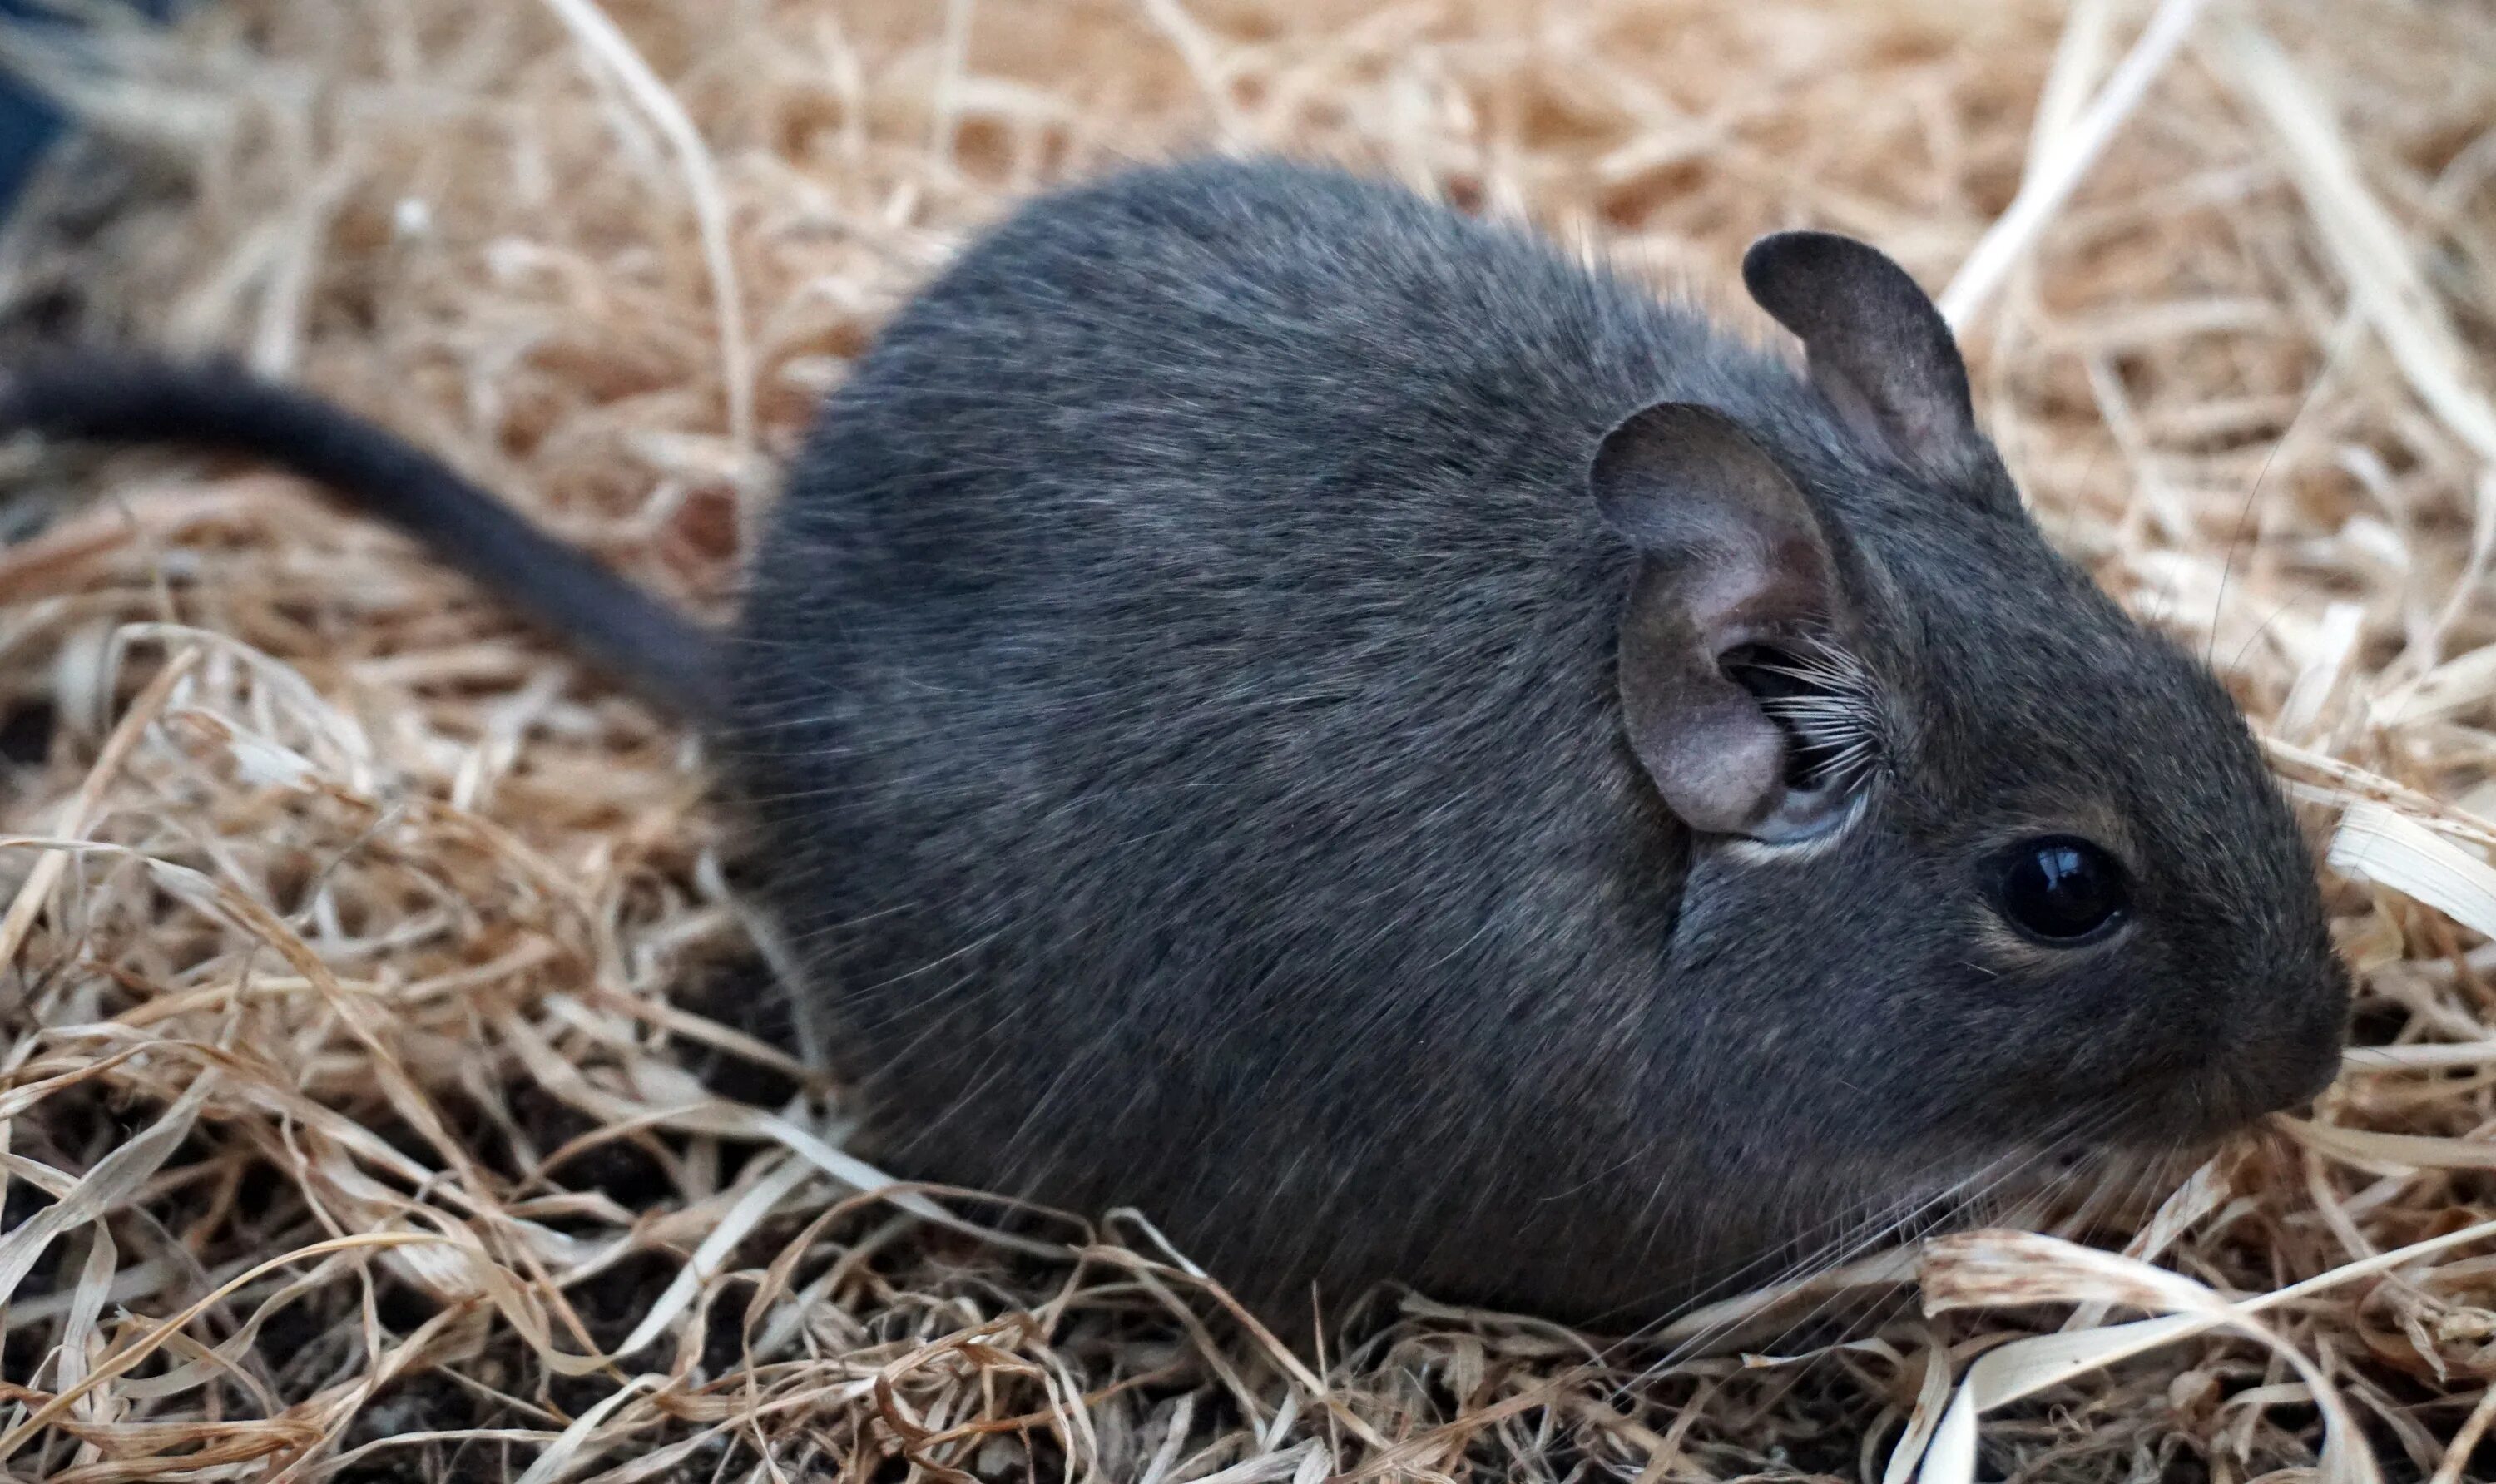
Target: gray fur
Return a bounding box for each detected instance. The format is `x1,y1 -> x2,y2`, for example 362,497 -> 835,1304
724,158 -> 2347,1323
0,156 -> 2346,1328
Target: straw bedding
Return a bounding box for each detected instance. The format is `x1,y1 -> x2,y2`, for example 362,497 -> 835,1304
0,0 -> 2491,1479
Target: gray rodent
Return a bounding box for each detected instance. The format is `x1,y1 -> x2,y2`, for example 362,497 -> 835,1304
0,156 -> 2348,1328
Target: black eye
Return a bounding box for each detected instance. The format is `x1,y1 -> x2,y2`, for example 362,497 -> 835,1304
1992,835 -> 2128,944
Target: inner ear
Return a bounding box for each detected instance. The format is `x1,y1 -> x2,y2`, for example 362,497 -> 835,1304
1741,230 -> 2009,502
1592,402 -> 1860,840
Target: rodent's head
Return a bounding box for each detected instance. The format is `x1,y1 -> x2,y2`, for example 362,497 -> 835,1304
1594,233 -> 2347,1206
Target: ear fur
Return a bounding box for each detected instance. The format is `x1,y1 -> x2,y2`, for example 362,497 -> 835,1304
1592,402 -> 1851,839
1741,230 -> 2011,507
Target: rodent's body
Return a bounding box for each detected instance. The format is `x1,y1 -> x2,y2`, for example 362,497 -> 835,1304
727,161 -> 2340,1318
737,166 -> 1722,1317
2,158 -> 2350,1327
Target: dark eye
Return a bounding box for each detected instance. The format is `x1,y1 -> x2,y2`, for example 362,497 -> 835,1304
1992,835 -> 2128,944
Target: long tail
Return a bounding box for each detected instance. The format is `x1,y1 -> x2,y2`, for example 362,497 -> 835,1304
0,351 -> 728,719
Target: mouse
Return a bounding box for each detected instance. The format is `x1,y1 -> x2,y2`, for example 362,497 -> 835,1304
0,156 -> 2349,1328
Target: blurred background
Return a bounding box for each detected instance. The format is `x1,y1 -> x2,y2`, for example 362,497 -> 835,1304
0,2 -> 177,213
0,2 -> 2489,1481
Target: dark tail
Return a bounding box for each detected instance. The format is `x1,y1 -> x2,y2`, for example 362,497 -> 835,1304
0,351 -> 729,720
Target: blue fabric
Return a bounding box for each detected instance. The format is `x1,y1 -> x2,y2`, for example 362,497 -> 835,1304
0,3 -> 67,220
0,2 -> 185,221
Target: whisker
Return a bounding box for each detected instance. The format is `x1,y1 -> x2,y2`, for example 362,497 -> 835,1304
1592,1102 -> 2137,1398
1629,1096 -> 2140,1383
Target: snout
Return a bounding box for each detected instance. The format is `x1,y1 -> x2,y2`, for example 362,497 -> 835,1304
2137,1051 -> 2332,1149
2211,972 -> 2351,1125
2124,1000 -> 2346,1146
2252,1020 -> 2346,1115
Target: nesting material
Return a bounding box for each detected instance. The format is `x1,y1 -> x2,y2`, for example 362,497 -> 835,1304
0,0 -> 2491,1479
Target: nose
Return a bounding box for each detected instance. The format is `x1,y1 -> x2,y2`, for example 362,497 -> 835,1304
2245,982 -> 2350,1116
2275,1031 -> 2344,1112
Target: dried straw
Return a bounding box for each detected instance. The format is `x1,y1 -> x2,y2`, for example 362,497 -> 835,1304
0,0 -> 2491,1480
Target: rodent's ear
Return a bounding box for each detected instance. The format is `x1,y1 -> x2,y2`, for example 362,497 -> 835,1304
1741,230 -> 2007,504
1592,402 -> 1847,839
